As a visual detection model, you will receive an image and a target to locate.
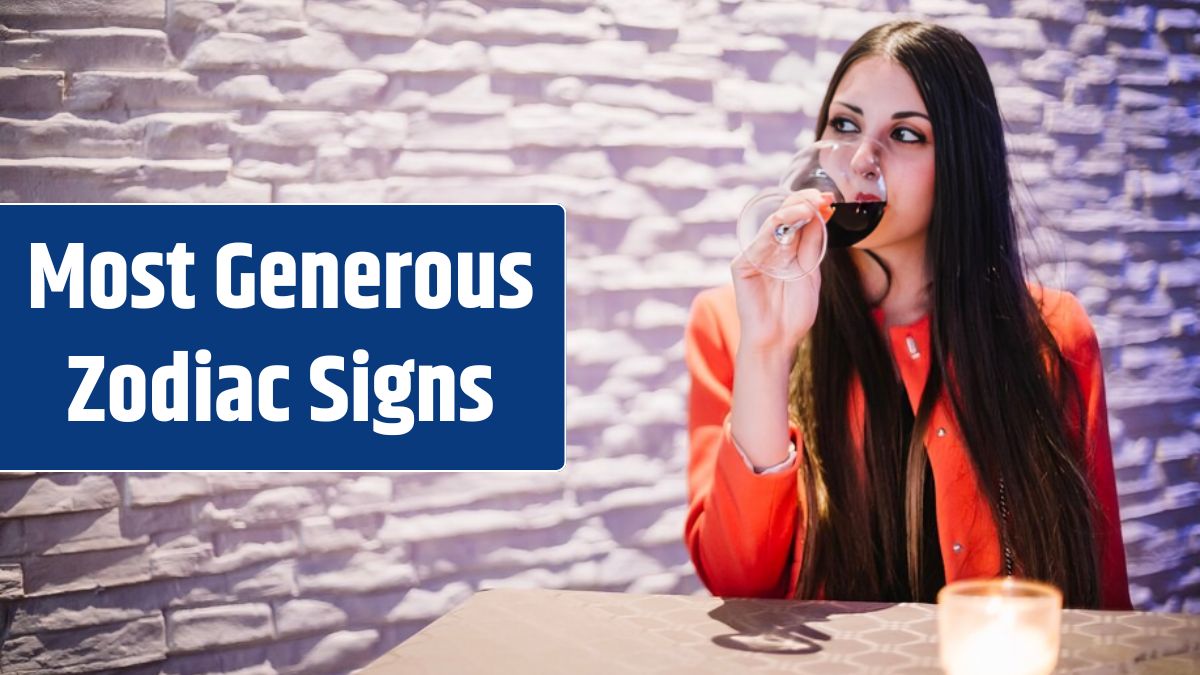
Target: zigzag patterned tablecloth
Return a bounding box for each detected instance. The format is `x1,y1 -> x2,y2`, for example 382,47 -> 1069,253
362,587 -> 1200,674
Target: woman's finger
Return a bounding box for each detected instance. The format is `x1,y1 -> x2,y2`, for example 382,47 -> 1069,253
736,201 -> 817,274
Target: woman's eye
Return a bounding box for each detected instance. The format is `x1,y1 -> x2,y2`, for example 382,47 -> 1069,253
893,127 -> 924,143
830,117 -> 859,134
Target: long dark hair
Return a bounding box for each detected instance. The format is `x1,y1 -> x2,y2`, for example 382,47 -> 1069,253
790,21 -> 1101,607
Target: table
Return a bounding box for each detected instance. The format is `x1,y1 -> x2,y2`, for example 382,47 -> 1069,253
360,587 -> 1200,674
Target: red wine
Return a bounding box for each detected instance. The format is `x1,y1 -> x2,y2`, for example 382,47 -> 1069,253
827,201 -> 886,248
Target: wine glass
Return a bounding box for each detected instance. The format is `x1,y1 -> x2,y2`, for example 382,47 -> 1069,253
736,138 -> 888,280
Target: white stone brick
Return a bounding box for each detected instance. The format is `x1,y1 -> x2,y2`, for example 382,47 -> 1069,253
167,603 -> 274,652
507,103 -> 610,149
114,176 -> 273,203
545,151 -> 616,180
343,111 -> 408,150
270,629 -> 379,675
0,114 -> 132,159
149,532 -> 215,579
1125,170 -> 1184,199
209,526 -> 300,574
227,559 -> 298,598
816,9 -> 901,42
404,116 -> 514,151
0,474 -> 119,518
366,40 -> 488,74
1043,103 -> 1105,135
8,579 -> 175,636
391,151 -> 516,177
631,298 -> 690,329
579,82 -> 700,114
614,216 -> 682,257
142,112 -> 235,159
427,6 -> 611,42
1158,9 -> 1200,31
715,78 -> 807,115
24,508 -> 148,556
1020,50 -> 1077,83
2,0 -> 165,25
1089,5 -> 1152,31
380,509 -> 520,545
0,157 -> 252,202
425,74 -> 512,116
0,563 -> 23,599
0,616 -> 166,673
328,475 -> 393,512
1068,24 -> 1106,53
908,0 -> 988,16
0,68 -> 62,110
1013,0 -> 1086,23
217,471 -> 347,488
273,598 -> 348,637
600,117 -> 748,150
182,31 -> 359,72
65,71 -> 217,112
234,110 -> 345,147
312,145 -> 383,182
215,0 -> 307,36
296,69 -> 388,108
22,546 -> 151,596
0,28 -> 171,71
491,42 -> 648,79
612,0 -> 686,31
996,87 -> 1052,125
209,74 -> 287,106
568,328 -> 645,366
730,3 -> 822,37
127,473 -> 209,507
306,0 -> 424,37
276,180 -> 388,202
625,156 -> 716,190
198,487 -> 323,529
566,391 -> 622,429
382,581 -> 473,621
296,550 -> 417,593
0,516 -> 19,557
568,548 -> 665,588
940,16 -> 1048,51
1076,56 -> 1118,86
168,0 -> 233,31
297,514 -> 375,554
1169,54 -> 1200,84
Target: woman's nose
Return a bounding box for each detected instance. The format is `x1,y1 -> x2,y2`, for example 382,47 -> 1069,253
850,141 -> 883,181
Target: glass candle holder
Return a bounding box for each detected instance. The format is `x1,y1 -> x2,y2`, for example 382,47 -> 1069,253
937,578 -> 1062,675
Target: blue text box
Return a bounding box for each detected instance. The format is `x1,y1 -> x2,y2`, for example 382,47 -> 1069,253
3,204 -> 565,471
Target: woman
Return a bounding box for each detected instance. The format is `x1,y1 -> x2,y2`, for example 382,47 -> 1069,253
683,21 -> 1132,610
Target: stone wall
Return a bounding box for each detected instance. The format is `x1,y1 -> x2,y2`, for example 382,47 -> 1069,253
1,0 -> 1198,673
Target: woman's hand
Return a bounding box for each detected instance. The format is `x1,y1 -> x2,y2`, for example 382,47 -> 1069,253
727,189 -> 832,470
731,189 -> 833,361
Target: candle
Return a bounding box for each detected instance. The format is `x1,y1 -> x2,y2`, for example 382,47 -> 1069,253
938,578 -> 1062,675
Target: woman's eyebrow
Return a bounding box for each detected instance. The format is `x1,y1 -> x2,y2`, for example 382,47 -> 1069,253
833,100 -> 930,121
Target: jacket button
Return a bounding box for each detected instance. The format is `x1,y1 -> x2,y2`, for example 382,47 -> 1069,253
936,427 -> 947,437
905,335 -> 920,360
952,542 -> 963,554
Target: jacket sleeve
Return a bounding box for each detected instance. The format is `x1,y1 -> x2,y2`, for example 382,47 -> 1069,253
1066,296 -> 1133,610
682,289 -> 804,598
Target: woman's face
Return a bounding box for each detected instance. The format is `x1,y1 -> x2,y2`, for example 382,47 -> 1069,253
819,56 -> 935,251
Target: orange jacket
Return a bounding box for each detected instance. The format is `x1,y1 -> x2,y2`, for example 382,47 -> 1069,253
683,283 -> 1132,610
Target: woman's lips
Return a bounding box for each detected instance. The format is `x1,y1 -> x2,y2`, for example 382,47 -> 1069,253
855,192 -> 883,202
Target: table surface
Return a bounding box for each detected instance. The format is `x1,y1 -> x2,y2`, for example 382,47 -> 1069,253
361,587 -> 1200,674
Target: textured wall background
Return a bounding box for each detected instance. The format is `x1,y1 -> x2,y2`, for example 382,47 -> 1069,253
1,0 -> 1198,673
